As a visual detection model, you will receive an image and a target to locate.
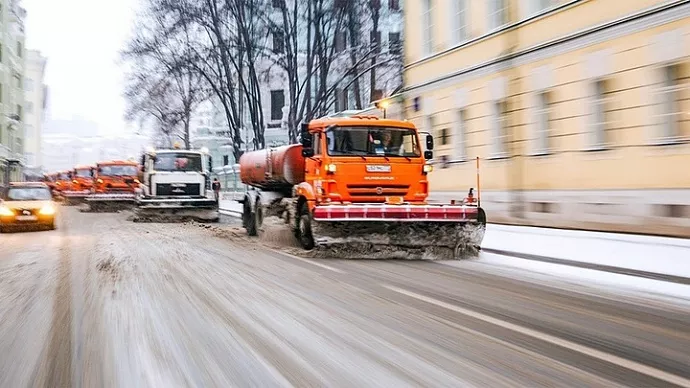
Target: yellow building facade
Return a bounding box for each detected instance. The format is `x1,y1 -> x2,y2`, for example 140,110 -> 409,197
402,0 -> 690,237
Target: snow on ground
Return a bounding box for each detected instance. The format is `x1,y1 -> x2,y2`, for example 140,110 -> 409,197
482,224 -> 690,278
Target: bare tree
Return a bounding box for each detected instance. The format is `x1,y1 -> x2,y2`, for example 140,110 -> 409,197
122,1 -> 207,150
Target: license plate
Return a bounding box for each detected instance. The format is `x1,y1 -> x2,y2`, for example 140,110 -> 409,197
16,215 -> 37,221
366,165 -> 391,173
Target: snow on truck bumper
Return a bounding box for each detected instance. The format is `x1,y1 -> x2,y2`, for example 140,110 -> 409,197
61,190 -> 91,198
86,193 -> 136,202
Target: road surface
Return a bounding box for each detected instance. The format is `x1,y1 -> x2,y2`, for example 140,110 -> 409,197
1,207 -> 689,387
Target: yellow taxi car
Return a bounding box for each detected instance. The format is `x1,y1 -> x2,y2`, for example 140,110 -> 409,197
0,182 -> 57,232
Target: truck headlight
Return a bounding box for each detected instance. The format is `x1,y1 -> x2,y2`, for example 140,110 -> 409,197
97,179 -> 104,184
423,164 -> 433,173
325,163 -> 337,173
39,205 -> 56,215
0,206 -> 13,216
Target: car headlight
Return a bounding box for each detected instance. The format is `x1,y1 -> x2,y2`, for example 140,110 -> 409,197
0,206 -> 13,216
39,205 -> 56,215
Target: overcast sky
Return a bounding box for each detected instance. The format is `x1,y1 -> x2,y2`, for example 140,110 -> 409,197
23,0 -> 140,136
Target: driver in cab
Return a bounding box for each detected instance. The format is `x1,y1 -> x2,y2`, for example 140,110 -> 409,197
377,131 -> 402,155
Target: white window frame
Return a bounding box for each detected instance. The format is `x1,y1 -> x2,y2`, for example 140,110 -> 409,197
522,0 -> 557,19
654,63 -> 683,144
422,0 -> 433,56
451,0 -> 468,44
487,0 -> 507,31
454,109 -> 467,161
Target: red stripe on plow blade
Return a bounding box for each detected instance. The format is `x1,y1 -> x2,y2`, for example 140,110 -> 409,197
312,205 -> 479,222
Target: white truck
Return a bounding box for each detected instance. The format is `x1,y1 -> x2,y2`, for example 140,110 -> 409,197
132,146 -> 220,222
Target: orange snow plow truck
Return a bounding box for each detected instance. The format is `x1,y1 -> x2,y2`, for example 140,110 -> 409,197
62,165 -> 95,205
84,160 -> 140,212
238,115 -> 486,259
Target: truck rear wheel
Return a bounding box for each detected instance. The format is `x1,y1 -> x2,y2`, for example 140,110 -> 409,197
296,202 -> 315,250
244,200 -> 258,236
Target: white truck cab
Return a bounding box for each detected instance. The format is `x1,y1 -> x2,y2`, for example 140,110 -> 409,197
134,146 -> 219,222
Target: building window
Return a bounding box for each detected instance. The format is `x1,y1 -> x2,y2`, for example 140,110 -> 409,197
534,91 -> 550,154
223,155 -> 229,166
272,30 -> 284,54
335,31 -> 347,53
657,64 -> 682,142
16,104 -> 22,121
590,79 -> 610,149
488,0 -> 507,31
16,41 -> 22,58
490,100 -> 508,158
426,115 -> 436,143
439,127 -> 450,145
388,0 -> 400,11
452,0 -> 468,43
524,0 -> 557,18
388,32 -> 401,54
25,78 -> 33,92
14,75 -> 21,88
370,30 -> 381,53
422,0 -> 433,55
335,88 -> 348,112
454,109 -> 467,161
26,101 -> 33,114
270,90 -> 285,121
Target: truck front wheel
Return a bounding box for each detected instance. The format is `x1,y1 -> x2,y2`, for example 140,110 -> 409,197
296,202 -> 315,250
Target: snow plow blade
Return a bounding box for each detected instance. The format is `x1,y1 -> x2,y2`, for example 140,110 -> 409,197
131,197 -> 220,223
309,204 -> 486,260
84,193 -> 136,212
61,190 -> 90,206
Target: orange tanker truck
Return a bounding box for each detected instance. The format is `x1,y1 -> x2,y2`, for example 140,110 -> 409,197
62,164 -> 95,205
237,114 -> 486,259
84,160 -> 140,212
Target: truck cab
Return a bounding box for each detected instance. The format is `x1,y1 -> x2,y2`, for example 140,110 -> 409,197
297,115 -> 435,206
138,147 -> 213,199
94,161 -> 140,194
70,165 -> 95,192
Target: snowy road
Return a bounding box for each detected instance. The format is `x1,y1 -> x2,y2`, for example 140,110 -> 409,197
1,207 -> 690,387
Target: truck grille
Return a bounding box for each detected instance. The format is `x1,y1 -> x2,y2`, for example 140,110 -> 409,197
346,184 -> 410,197
155,183 -> 201,196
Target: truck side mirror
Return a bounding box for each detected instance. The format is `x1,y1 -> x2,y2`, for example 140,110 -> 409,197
300,123 -> 312,148
424,150 -> 434,160
426,134 -> 434,150
302,148 -> 314,158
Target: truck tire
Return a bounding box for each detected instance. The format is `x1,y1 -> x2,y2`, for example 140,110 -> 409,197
296,202 -> 315,250
244,201 -> 258,236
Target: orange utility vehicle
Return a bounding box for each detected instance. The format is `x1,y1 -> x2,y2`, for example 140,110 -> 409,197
62,164 -> 95,205
238,114 -> 486,259
53,171 -> 73,198
84,160 -> 140,212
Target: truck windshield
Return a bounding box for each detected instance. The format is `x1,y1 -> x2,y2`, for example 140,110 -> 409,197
75,169 -> 92,178
6,187 -> 52,201
326,126 -> 421,157
99,165 -> 138,176
58,173 -> 71,180
154,153 -> 203,172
